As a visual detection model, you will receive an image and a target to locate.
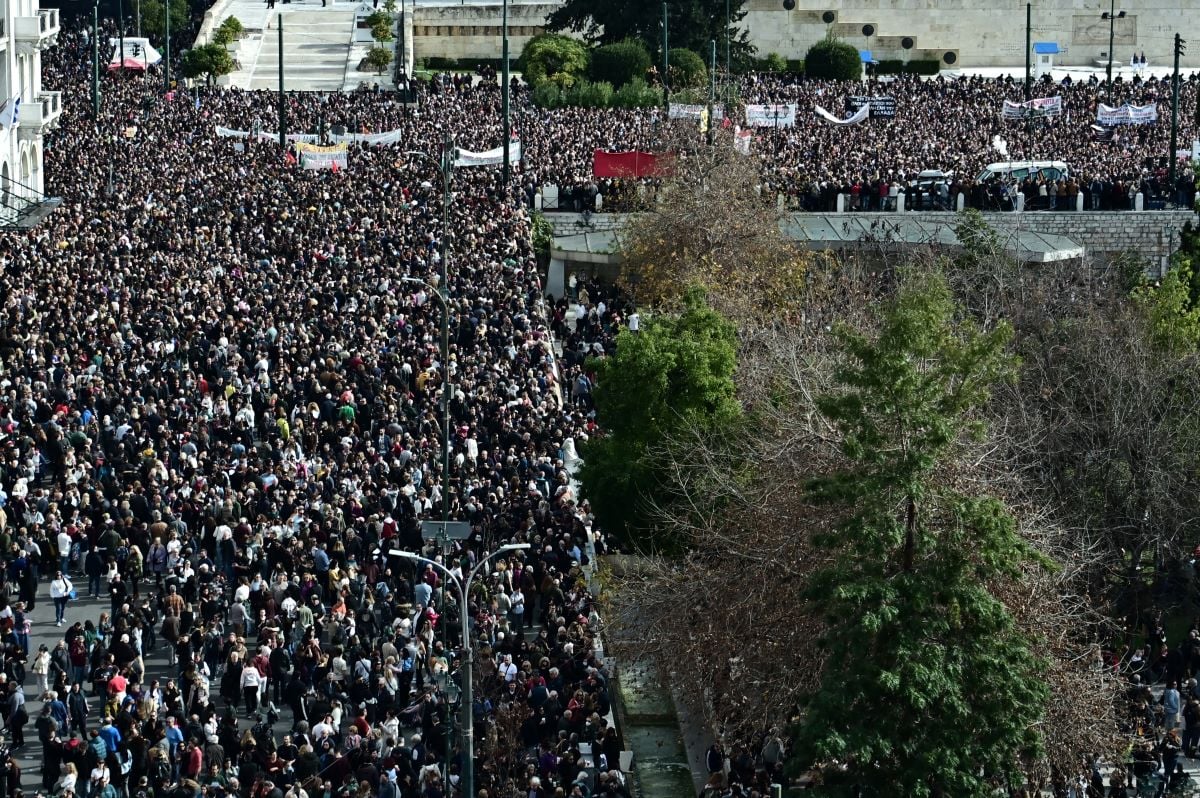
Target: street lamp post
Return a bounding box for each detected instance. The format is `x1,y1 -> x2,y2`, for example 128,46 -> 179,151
164,0 -> 171,92
92,0 -> 100,118
391,543 -> 531,798
318,93 -> 327,144
402,133 -> 455,535
501,0 -> 511,187
1101,2 -> 1126,87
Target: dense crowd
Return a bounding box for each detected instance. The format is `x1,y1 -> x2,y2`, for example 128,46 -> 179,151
1,10 -> 1192,798
0,19 -> 657,798
516,70 -> 1200,213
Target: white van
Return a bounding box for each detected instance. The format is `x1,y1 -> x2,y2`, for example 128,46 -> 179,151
977,160 -> 1069,183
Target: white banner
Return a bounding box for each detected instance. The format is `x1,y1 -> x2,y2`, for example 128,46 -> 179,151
815,104 -> 870,126
454,141 -> 522,168
295,142 -> 349,171
1002,96 -> 1063,120
745,104 -> 797,128
1096,103 -> 1158,125
669,103 -> 724,121
215,127 -> 403,145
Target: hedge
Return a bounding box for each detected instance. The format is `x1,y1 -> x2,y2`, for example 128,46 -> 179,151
874,59 -> 940,75
804,36 -> 861,80
590,40 -> 651,88
668,48 -> 707,88
532,76 -> 659,109
422,57 -> 506,71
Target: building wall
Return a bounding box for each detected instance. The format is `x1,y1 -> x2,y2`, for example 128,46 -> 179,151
409,0 -> 1200,69
742,0 -> 1198,69
0,0 -> 58,200
411,3 -> 559,62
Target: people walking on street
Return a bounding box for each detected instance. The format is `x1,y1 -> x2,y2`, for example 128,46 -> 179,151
50,571 -> 73,626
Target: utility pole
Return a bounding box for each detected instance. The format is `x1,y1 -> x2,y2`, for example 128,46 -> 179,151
1024,2 -> 1031,101
501,0 -> 510,187
398,0 -> 410,121
92,1 -> 100,118
1102,0 -> 1125,88
662,3 -> 669,110
118,0 -> 125,74
164,0 -> 171,91
439,129 -> 452,545
278,17 -> 286,148
725,0 -> 730,72
1170,33 -> 1186,203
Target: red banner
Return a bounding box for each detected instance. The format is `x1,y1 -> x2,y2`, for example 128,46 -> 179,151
593,149 -> 662,178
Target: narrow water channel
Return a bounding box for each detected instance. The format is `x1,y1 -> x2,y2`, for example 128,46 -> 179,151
615,660 -> 698,798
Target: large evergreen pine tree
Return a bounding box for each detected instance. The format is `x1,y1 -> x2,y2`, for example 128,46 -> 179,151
794,270 -> 1049,797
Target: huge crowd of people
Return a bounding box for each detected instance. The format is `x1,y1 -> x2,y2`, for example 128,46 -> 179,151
517,70 -> 1200,213
0,18 -> 647,798
0,10 -> 1197,798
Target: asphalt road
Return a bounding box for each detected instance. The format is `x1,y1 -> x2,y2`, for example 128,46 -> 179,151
4,578 -> 300,793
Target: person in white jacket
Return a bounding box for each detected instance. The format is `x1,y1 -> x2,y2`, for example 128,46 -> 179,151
31,645 -> 51,694
49,571 -> 73,626
239,662 -> 261,717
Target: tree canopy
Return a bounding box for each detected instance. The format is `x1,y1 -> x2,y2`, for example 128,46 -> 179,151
793,270 -> 1048,796
546,0 -> 753,65
518,34 -> 590,89
803,34 -> 862,81
141,0 -> 189,40
181,43 -> 236,85
578,287 -> 741,550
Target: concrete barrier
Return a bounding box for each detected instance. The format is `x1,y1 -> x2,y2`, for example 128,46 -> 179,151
1016,193 -> 1025,212
836,193 -> 846,214
896,193 -> 906,213
1136,192 -> 1144,211
957,193 -> 965,212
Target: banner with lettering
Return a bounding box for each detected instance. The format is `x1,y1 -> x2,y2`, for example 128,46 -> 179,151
848,95 -> 896,117
295,142 -> 349,171
1001,96 -> 1063,120
815,104 -> 871,126
215,126 -> 404,145
669,103 -> 724,122
454,141 -> 522,168
1096,103 -> 1158,125
745,104 -> 797,127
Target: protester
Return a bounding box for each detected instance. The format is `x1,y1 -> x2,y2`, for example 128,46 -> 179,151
0,16 -> 618,798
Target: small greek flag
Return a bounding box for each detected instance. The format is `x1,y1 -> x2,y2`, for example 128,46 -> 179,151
0,96 -> 21,130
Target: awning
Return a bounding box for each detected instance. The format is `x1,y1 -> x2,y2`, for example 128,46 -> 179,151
107,58 -> 150,72
1033,42 -> 1060,55
859,50 -> 879,64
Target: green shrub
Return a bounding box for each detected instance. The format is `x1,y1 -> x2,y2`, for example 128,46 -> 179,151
786,59 -> 804,74
519,33 -> 589,89
612,77 -> 660,108
589,40 -> 652,88
581,80 -> 615,107
804,34 -> 862,80
213,16 -> 243,46
758,52 -> 787,72
668,47 -> 707,88
874,58 -> 940,75
425,56 -> 460,70
531,212 -> 555,258
531,81 -> 563,108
